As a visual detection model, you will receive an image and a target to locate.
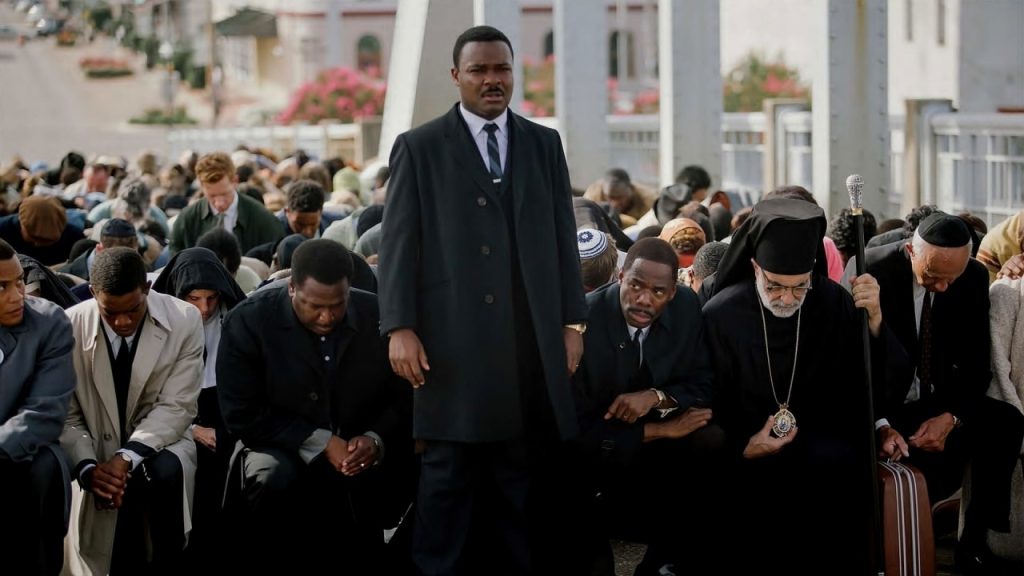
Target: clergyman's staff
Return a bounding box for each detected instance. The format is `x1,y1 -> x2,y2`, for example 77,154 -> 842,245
847,174 -> 885,575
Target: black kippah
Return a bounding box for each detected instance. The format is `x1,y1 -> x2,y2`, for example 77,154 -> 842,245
916,212 -> 971,248
101,218 -> 136,238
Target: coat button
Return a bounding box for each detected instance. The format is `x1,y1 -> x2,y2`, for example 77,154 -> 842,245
103,433 -> 112,441
484,294 -> 495,304
481,245 -> 491,256
309,392 -> 319,401
477,197 -> 487,207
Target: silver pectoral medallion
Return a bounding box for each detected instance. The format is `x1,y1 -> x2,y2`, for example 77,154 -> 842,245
772,405 -> 796,437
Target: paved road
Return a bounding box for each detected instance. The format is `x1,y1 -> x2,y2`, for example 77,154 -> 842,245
0,4 -> 171,165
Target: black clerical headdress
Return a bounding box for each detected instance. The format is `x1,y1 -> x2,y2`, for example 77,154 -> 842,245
712,197 -> 828,295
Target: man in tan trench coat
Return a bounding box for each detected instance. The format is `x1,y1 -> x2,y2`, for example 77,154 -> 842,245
61,247 -> 202,575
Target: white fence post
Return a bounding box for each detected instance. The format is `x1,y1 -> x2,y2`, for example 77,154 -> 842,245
902,99 -> 954,214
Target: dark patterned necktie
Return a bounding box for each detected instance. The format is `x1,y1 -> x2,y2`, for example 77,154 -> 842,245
918,293 -> 933,399
483,123 -> 502,180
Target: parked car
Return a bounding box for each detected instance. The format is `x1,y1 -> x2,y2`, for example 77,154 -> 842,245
35,17 -> 62,37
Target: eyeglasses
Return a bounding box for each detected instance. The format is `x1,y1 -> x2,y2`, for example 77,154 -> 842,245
759,270 -> 813,299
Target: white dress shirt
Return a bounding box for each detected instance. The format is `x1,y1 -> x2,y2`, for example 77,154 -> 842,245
212,192 -> 240,233
626,324 -> 650,367
460,103 -> 508,178
877,279 -> 933,429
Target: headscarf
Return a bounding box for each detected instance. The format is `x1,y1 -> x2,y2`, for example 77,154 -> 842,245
659,218 -> 706,268
712,197 -> 828,296
18,195 -> 66,243
152,247 -> 246,310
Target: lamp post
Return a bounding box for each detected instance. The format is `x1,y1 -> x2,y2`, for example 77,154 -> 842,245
159,40 -> 175,124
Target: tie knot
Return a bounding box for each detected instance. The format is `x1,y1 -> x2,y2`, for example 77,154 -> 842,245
483,123 -> 498,135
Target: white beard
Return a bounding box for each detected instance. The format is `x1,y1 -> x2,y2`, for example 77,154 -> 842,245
755,273 -> 806,318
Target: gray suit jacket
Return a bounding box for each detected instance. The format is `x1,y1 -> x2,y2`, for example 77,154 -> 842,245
0,295 -> 76,462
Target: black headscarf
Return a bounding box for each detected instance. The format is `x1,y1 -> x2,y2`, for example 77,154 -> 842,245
572,197 -> 634,251
653,182 -> 697,225
19,254 -> 79,309
712,197 -> 828,296
152,247 -> 246,310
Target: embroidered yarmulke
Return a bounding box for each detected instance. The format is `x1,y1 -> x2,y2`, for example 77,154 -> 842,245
577,228 -> 609,260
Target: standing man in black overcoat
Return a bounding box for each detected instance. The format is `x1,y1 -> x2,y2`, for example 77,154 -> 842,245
378,25 -> 587,576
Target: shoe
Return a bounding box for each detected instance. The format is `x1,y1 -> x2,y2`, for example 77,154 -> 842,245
955,539 -> 1016,576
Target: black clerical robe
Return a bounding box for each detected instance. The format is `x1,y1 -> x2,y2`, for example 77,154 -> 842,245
703,275 -> 909,573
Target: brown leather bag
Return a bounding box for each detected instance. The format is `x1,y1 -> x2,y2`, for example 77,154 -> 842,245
879,461 -> 937,576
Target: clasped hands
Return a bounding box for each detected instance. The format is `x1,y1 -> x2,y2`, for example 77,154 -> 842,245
84,455 -> 132,510
324,435 -> 380,476
604,390 -> 712,441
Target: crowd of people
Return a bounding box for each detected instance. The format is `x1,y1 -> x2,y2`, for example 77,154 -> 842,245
2,24 -> 1024,576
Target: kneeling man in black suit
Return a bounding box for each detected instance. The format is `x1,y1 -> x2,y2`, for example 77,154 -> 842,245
569,238 -> 719,576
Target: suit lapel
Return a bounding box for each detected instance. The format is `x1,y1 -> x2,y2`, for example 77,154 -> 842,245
0,328 -> 15,367
508,112 -> 528,231
126,314 -> 168,422
602,287 -> 636,394
445,105 -> 503,204
87,323 -> 122,437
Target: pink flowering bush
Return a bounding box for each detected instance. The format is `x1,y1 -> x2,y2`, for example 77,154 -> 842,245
277,67 -> 386,124
723,53 -> 809,112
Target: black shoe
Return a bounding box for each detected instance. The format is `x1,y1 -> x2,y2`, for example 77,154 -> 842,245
955,539 -> 1017,576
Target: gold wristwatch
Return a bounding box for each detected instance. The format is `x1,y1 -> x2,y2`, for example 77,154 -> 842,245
565,323 -> 587,334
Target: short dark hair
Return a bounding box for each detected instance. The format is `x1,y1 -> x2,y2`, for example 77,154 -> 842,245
675,165 -> 711,191
877,218 -> 906,235
91,247 -> 148,296
623,238 -> 679,278
196,228 -> 241,274
68,238 -> 98,262
636,225 -> 663,240
691,241 -> 729,281
237,183 -> 265,205
453,26 -> 514,68
605,168 -> 631,185
0,238 -> 14,260
291,239 -> 354,287
236,164 -> 254,183
829,208 -> 878,255
903,205 -> 939,237
287,179 -> 326,213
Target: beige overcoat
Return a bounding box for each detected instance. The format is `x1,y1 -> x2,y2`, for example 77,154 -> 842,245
60,291 -> 203,575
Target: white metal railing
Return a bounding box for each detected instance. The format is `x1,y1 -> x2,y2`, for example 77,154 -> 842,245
931,113 -> 1024,228
168,111 -> 1024,227
721,112 -> 766,198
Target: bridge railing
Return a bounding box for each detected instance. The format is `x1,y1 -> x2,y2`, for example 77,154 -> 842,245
167,109 -> 1024,226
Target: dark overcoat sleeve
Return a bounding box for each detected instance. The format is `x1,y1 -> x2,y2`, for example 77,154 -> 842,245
216,302 -> 317,452
377,134 -> 420,336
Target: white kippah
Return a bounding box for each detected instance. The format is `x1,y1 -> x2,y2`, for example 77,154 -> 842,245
577,228 -> 609,260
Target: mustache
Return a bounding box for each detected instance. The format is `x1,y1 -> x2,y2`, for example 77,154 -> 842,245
483,88 -> 504,96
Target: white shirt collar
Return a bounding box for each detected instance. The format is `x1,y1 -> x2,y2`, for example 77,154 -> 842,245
214,191 -> 239,218
460,103 -> 508,138
101,318 -> 138,350
626,324 -> 650,342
